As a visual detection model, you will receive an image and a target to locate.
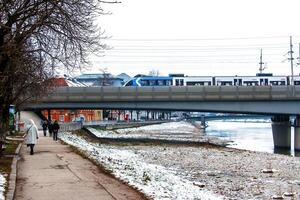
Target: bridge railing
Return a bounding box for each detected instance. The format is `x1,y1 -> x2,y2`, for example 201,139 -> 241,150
40,86 -> 300,102
59,122 -> 82,132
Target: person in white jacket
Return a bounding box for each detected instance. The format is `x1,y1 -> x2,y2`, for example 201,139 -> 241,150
25,119 -> 39,155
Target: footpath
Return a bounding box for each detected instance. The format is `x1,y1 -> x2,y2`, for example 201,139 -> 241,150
13,131 -> 147,200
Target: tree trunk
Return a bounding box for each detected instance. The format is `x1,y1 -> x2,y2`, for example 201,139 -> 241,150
0,102 -> 10,154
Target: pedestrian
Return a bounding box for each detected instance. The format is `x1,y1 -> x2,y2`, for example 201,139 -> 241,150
48,120 -> 53,137
52,120 -> 60,141
25,119 -> 39,155
42,120 -> 48,136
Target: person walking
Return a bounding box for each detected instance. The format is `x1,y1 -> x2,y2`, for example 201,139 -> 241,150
25,119 -> 39,155
52,120 -> 60,141
42,120 -> 48,136
48,120 -> 53,137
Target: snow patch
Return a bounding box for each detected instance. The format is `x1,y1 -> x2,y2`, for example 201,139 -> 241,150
116,121 -> 196,133
0,173 -> 6,200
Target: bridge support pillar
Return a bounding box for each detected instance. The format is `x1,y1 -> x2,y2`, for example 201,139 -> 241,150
271,115 -> 291,149
294,116 -> 300,151
200,115 -> 207,129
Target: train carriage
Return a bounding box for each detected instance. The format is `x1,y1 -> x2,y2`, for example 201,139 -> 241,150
123,73 -> 293,87
172,76 -> 213,86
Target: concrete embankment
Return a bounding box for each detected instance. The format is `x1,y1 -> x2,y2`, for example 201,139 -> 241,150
85,120 -> 170,130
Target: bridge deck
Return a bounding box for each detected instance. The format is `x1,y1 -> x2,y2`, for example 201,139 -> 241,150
23,86 -> 300,115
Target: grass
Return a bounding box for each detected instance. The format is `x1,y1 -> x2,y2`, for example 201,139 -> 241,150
0,131 -> 24,197
0,140 -> 21,174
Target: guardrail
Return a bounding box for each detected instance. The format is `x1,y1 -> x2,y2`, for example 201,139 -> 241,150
37,86 -> 300,102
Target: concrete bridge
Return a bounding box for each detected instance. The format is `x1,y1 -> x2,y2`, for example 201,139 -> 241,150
22,86 -> 300,151
24,86 -> 300,114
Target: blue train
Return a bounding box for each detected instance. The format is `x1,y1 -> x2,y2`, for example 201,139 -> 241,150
124,73 -> 300,87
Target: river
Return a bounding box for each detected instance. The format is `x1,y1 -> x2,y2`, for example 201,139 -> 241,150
205,118 -> 300,156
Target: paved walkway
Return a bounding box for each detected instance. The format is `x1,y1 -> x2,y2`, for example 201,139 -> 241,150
15,131 -> 147,200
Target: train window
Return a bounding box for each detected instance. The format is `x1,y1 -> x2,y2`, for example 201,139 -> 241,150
270,81 -> 278,86
269,81 -> 286,86
140,80 -> 149,86
279,81 -> 285,85
158,80 -> 164,86
218,81 -> 232,86
244,81 -> 258,86
166,80 -> 172,86
180,79 -> 184,86
149,80 -> 156,86
234,79 -> 242,86
294,81 -> 300,85
175,79 -> 184,86
186,81 -> 205,86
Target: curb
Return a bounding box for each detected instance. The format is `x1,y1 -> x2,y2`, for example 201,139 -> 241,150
6,142 -> 22,200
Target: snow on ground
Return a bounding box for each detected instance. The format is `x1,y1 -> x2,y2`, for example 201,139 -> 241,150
0,173 -> 6,200
59,132 -> 223,200
88,121 -> 230,146
59,121 -> 300,199
115,121 -> 196,133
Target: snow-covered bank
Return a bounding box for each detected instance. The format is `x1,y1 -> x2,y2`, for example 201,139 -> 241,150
87,121 -> 230,146
59,119 -> 300,199
0,173 -> 6,200
60,130 -> 300,199
59,132 -> 222,200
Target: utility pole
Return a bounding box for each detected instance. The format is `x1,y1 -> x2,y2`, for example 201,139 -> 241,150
259,49 -> 264,73
289,36 -> 294,85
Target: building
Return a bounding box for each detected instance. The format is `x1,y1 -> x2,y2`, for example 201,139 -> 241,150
73,72 -> 132,120
42,76 -> 103,122
43,73 -> 133,122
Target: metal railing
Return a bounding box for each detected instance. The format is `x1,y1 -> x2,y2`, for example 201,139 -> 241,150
59,122 -> 82,132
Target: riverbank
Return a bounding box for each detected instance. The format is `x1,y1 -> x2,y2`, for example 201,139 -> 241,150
61,134 -> 300,199
59,121 -> 300,199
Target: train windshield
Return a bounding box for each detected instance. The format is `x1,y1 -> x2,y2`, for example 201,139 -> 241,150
124,80 -> 134,86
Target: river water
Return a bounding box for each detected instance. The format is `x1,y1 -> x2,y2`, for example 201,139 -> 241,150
204,118 -> 300,157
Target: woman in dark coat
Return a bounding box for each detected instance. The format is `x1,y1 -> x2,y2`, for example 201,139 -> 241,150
48,120 -> 53,137
52,120 -> 60,141
42,120 -> 48,136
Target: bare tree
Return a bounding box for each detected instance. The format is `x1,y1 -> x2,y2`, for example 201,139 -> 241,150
0,0 -> 117,150
148,69 -> 160,76
98,68 -> 112,86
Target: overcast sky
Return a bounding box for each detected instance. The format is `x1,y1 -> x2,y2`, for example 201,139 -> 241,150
84,0 -> 300,77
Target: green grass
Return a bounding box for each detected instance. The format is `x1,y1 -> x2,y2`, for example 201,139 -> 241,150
0,133 -> 23,198
0,140 -> 21,173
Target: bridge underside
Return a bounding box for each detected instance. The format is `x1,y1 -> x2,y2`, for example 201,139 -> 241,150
23,100 -> 300,115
